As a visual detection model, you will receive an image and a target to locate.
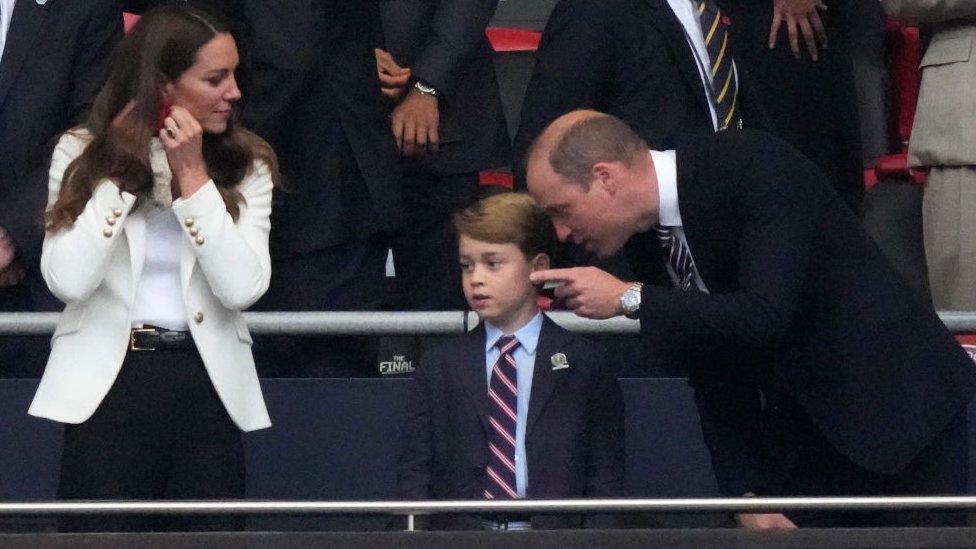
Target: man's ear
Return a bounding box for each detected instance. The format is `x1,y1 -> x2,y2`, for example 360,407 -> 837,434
530,253 -> 551,272
591,161 -> 619,195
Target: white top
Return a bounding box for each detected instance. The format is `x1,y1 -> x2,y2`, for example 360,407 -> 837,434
652,149 -> 709,293
130,138 -> 189,330
130,204 -> 188,330
0,0 -> 16,61
666,0 -> 738,131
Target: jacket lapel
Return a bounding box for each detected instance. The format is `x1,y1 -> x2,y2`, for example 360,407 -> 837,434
456,323 -> 491,434
0,0 -> 51,111
643,0 -> 712,121
525,317 -> 566,438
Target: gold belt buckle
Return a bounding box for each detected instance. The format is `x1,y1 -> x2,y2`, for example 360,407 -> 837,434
129,328 -> 156,352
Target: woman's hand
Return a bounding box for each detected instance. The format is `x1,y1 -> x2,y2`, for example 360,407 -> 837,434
160,105 -> 210,198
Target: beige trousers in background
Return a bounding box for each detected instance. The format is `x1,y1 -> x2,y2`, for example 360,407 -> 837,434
923,167 -> 976,310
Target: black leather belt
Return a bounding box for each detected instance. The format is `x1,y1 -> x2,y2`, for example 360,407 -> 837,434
129,327 -> 194,352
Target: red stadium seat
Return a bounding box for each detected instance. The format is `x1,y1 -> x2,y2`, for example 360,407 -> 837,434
485,27 -> 542,52
865,19 -> 926,189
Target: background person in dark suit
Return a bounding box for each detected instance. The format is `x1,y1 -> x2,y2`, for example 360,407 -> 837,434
0,0 -> 122,380
238,0 -> 403,377
721,0 -> 864,213
377,0 -> 511,312
397,193 -> 624,530
512,0 -> 770,191
0,0 -> 122,312
526,111 -> 976,528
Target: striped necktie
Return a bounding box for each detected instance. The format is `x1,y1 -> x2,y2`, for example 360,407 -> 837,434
696,0 -> 741,131
653,224 -> 697,291
485,335 -> 520,500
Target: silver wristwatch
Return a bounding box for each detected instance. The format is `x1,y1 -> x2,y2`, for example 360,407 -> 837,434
413,80 -> 437,96
620,282 -> 643,317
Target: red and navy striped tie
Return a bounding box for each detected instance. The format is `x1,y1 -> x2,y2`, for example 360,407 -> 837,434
485,335 -> 520,499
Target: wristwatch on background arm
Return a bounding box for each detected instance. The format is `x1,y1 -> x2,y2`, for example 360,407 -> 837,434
620,282 -> 643,318
412,78 -> 437,97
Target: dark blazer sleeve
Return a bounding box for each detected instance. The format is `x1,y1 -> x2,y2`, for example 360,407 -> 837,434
407,0 -> 499,101
3,0 -> 121,262
511,0 -> 615,189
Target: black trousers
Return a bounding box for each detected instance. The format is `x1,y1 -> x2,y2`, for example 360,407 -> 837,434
766,399 -> 970,527
57,348 -> 244,532
392,170 -> 481,312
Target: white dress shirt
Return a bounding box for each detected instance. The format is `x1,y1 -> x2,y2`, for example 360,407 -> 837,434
0,0 -> 16,62
666,0 -> 738,131
652,149 -> 709,292
484,311 -> 544,498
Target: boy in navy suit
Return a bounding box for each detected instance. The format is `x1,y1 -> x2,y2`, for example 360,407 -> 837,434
396,193 -> 624,530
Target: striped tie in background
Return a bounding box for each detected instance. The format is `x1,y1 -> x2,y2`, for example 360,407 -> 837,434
697,0 -> 741,130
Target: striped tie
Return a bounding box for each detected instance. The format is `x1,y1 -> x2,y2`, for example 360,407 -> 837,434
653,224 -> 697,291
485,335 -> 520,500
697,0 -> 740,131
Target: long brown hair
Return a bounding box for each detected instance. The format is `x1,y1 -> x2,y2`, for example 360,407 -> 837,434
45,5 -> 279,232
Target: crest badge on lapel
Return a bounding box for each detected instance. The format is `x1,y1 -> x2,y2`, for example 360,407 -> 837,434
550,353 -> 570,371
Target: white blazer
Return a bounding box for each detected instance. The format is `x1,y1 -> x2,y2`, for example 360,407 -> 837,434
28,132 -> 272,432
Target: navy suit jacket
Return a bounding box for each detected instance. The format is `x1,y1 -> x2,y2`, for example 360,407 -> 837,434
378,0 -> 511,177
625,130 -> 976,496
396,315 -> 625,529
512,0 -> 770,189
0,0 -> 121,306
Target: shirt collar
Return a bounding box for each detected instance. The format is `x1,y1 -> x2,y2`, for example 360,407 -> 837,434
484,311 -> 543,356
652,149 -> 682,227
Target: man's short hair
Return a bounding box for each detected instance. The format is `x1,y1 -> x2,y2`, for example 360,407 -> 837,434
539,114 -> 648,188
453,192 -> 557,261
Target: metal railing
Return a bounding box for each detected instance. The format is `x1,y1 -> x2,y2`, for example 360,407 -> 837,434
2,497 -> 976,531
1,311 -> 975,336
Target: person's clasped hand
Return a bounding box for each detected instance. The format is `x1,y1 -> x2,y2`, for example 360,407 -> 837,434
769,0 -> 829,61
374,48 -> 411,102
160,105 -> 210,198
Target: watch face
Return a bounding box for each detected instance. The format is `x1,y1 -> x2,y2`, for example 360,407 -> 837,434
622,289 -> 639,312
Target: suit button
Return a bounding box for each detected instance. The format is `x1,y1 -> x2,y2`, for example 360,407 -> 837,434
184,217 -> 195,228
194,312 -> 204,324
189,227 -> 199,236
194,235 -> 205,245
103,228 -> 113,238
112,208 -> 123,218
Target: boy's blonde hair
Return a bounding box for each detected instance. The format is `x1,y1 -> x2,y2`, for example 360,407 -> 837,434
452,192 -> 557,261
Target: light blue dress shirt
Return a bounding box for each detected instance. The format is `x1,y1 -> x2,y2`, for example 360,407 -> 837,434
484,312 -> 543,498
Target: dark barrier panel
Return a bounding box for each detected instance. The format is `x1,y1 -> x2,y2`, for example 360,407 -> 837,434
0,378 -> 972,530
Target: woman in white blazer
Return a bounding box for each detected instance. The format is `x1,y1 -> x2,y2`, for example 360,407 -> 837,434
30,6 -> 279,531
